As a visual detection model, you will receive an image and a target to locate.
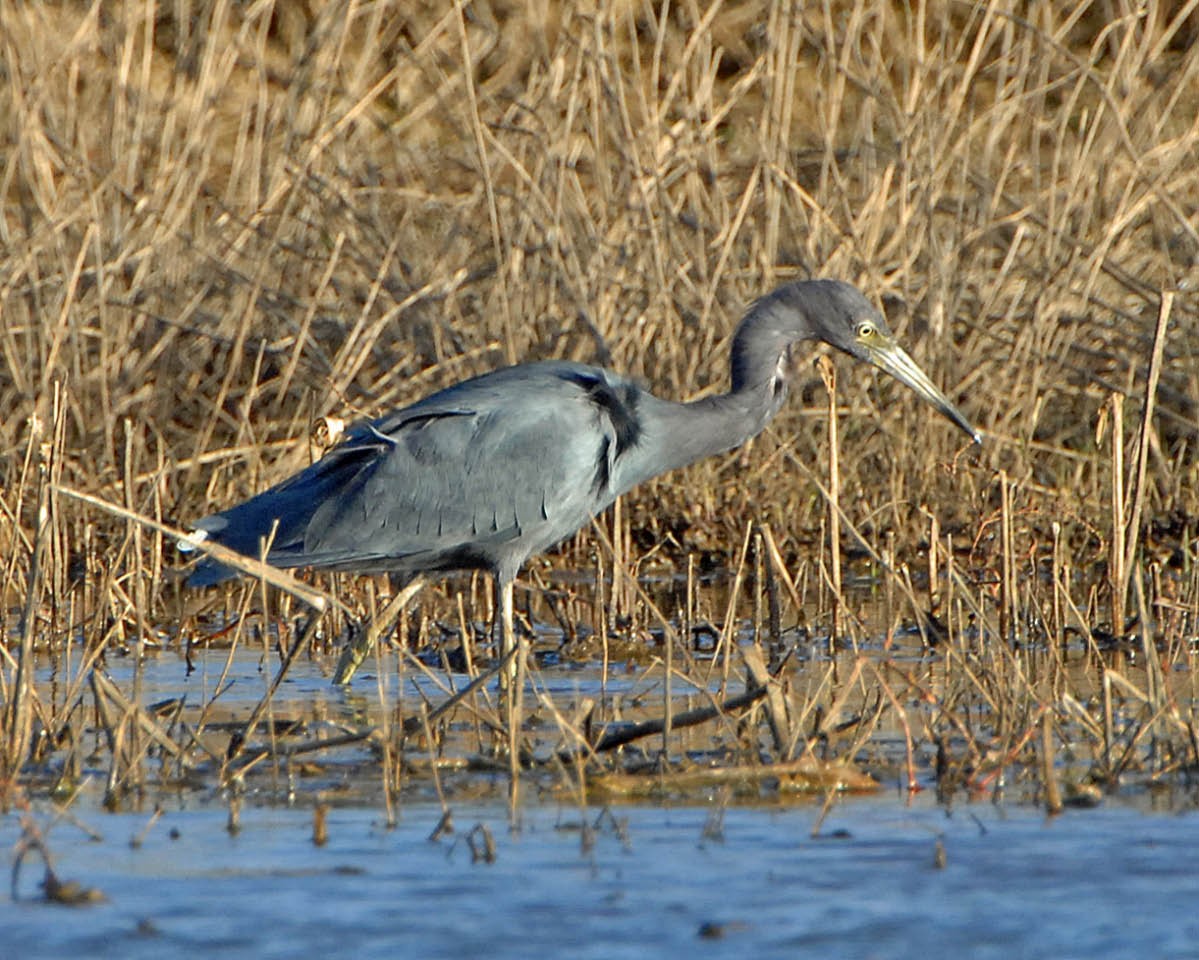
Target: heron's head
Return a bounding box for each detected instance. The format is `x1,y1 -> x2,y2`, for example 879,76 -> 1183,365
773,279 -> 980,444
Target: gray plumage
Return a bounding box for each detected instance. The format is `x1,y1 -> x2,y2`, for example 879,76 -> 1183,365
188,279 -> 978,592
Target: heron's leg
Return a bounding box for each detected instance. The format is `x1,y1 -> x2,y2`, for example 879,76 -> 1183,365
332,576 -> 425,685
495,574 -> 520,689
498,575 -> 526,785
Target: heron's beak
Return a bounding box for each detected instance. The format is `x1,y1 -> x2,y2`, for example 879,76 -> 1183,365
865,338 -> 981,444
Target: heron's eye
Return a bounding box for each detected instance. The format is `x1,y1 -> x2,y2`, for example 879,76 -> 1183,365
855,321 -> 876,339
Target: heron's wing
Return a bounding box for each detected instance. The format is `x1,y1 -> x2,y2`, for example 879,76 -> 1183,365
188,362 -> 644,583
294,364 -> 639,572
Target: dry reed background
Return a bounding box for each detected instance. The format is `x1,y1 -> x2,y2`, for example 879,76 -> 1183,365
2,0 -> 1199,822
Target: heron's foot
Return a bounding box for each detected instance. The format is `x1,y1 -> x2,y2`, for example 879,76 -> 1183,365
330,579 -> 428,686
332,632 -> 373,685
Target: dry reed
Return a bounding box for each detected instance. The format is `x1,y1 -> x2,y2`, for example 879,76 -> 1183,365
1,1 -> 1197,814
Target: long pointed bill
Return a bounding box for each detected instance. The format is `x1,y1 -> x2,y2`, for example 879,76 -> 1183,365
866,338 -> 981,444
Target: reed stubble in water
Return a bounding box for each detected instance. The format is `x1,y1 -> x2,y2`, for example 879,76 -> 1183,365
0,3 -> 1196,812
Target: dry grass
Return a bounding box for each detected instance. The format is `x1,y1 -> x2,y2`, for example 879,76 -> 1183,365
1,1 -> 1198,810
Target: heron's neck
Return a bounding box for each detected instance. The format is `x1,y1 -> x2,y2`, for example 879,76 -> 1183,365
611,295 -> 809,495
679,379 -> 786,462
612,378 -> 785,495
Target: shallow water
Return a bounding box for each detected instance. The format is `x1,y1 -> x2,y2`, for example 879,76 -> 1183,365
11,635 -> 1199,959
5,791 -> 1199,960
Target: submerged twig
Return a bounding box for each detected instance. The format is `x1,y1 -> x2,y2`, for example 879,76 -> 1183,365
561,685 -> 769,759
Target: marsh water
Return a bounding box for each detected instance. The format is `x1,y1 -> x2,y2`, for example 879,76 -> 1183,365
5,793 -> 1199,960
6,642 -> 1199,960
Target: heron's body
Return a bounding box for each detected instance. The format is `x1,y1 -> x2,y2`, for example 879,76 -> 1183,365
187,280 -> 978,681
190,355 -> 791,584
193,362 -> 622,583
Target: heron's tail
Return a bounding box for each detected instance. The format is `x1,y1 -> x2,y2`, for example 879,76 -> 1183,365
184,446 -> 373,587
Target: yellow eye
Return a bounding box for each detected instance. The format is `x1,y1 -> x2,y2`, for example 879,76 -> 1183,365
856,321 -> 876,339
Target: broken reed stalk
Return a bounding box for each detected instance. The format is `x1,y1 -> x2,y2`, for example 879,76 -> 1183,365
5,398 -> 70,778
564,685 -> 769,758
1108,394 -> 1126,633
818,356 -> 843,650
753,528 -> 764,655
757,523 -> 805,620
51,485 -> 337,613
257,533 -> 282,785
663,566 -> 673,757
741,641 -> 791,760
1132,568 -> 1179,770
608,496 -> 629,623
5,474 -> 46,781
418,703 -> 448,817
91,669 -> 190,805
453,591 -> 486,752
376,597 -> 402,829
1040,711 -> 1063,815
868,661 -> 921,793
226,612 -> 324,766
927,510 -> 940,610
122,419 -> 148,725
507,625 -> 524,820
596,551 -> 609,724
1118,290 -> 1173,628
43,383 -> 69,645
1051,521 -> 1064,643
1101,667 -> 1115,780
710,523 -> 754,695
3,404 -> 40,584
1000,470 -> 1016,643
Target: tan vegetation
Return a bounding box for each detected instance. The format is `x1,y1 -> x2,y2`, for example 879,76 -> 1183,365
1,1 -> 1197,811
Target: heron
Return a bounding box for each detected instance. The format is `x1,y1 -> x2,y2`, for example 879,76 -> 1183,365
185,279 -> 978,686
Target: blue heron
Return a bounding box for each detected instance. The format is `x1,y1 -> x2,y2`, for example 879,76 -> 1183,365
185,279 -> 978,681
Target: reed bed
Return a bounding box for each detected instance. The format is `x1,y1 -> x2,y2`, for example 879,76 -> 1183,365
2,0 -> 1198,831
